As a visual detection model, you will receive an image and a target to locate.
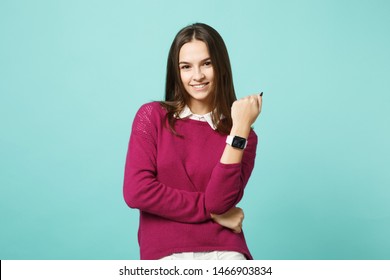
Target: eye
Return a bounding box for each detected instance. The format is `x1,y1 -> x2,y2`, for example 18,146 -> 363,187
204,61 -> 212,66
180,64 -> 191,70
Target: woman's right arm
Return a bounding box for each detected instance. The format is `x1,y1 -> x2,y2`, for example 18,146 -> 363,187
123,103 -> 210,223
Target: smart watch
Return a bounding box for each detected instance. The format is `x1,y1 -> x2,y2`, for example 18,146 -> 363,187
226,135 -> 248,150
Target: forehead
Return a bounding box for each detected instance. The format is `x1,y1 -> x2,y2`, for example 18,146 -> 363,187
179,40 -> 210,62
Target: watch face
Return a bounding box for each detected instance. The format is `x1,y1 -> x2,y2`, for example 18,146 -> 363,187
232,136 -> 247,149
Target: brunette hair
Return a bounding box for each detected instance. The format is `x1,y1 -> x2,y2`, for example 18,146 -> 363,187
161,23 -> 237,135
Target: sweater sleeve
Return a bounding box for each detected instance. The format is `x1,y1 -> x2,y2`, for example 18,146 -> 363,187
204,130 -> 258,214
123,103 -> 210,223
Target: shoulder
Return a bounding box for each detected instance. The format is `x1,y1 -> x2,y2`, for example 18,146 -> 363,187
134,101 -> 167,122
136,101 -> 166,116
131,101 -> 167,135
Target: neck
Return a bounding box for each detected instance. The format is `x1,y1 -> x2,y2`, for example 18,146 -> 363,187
188,100 -> 212,115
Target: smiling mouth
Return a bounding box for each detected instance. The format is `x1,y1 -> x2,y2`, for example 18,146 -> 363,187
191,83 -> 209,89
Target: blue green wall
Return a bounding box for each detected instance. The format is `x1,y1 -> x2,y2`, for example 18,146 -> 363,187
1,0 -> 389,259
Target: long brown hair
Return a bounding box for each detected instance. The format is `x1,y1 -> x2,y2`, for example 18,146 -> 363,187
161,23 -> 237,135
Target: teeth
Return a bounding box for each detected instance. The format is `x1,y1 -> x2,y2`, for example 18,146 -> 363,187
193,84 -> 206,88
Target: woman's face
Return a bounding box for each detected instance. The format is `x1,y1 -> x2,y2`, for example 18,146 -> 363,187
179,40 -> 214,114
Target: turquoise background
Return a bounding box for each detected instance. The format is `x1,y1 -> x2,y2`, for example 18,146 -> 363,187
1,0 -> 389,260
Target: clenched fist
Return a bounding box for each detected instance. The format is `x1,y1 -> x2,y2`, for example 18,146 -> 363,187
231,93 -> 262,129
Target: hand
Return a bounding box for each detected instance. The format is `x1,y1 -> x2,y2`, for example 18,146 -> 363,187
231,94 -> 262,133
211,207 -> 244,233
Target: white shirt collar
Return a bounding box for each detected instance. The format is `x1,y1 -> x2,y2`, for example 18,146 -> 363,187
177,105 -> 218,130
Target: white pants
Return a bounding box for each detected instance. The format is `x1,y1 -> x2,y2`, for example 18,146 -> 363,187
159,251 -> 246,260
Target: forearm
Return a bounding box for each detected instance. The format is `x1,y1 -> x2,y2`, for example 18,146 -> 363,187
124,165 -> 210,223
124,139 -> 212,223
220,125 -> 251,164
205,130 -> 257,214
208,94 -> 261,213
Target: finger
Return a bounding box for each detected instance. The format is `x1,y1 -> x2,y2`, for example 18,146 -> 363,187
233,222 -> 243,233
257,94 -> 263,111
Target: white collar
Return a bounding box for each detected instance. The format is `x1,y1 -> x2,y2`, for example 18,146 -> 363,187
177,105 -> 218,130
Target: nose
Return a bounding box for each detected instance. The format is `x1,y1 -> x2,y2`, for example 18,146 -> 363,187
193,67 -> 205,81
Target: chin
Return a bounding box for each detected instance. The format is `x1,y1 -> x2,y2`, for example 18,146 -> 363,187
189,92 -> 211,100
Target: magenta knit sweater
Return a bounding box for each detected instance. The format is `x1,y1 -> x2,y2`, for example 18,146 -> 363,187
123,102 -> 258,260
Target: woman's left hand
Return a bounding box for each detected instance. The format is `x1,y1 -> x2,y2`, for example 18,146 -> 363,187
231,93 -> 262,133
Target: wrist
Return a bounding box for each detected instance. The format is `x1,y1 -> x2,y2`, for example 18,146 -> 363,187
230,125 -> 250,139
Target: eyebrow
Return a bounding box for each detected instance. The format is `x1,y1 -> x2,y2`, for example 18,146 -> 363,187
179,57 -> 211,65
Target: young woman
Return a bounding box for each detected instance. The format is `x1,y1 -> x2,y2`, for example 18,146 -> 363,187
123,23 -> 262,260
